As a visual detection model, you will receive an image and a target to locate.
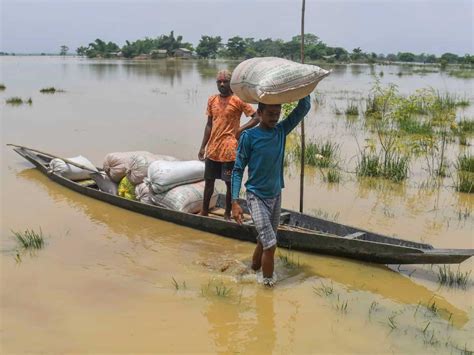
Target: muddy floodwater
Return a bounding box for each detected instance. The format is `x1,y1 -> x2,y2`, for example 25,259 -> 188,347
1,57 -> 473,354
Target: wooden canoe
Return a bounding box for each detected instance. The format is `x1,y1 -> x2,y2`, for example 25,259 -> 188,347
11,146 -> 474,265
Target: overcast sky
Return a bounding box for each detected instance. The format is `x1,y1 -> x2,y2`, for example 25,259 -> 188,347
1,0 -> 473,55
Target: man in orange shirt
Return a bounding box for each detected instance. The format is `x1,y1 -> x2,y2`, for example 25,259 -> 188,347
198,70 -> 259,220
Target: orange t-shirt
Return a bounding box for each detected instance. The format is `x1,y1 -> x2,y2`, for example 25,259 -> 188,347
205,94 -> 256,162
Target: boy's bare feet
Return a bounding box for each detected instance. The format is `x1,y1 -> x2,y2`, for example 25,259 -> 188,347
224,213 -> 231,221
263,277 -> 275,288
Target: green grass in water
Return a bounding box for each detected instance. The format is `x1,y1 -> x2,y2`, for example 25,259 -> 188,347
436,265 -> 471,288
455,172 -> 474,193
345,102 -> 359,116
6,97 -> 23,105
40,87 -> 65,94
457,153 -> 474,173
13,228 -> 45,250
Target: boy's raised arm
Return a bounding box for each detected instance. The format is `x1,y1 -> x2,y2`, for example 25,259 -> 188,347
280,95 -> 311,135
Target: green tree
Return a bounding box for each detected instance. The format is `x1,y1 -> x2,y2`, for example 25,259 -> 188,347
226,36 -> 247,58
333,47 -> 349,61
440,52 -> 459,64
60,45 -> 69,56
76,46 -> 88,56
351,47 -> 363,61
196,35 -> 222,58
397,52 -> 416,62
85,39 -> 120,58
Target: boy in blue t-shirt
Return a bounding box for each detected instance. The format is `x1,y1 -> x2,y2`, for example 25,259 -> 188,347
231,96 -> 311,287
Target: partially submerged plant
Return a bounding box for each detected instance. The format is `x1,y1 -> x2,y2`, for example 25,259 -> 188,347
171,277 -> 187,290
214,284 -> 232,297
12,228 -> 45,250
455,154 -> 474,193
345,102 -> 359,116
388,313 -> 398,330
368,301 -> 379,319
436,265 -> 471,288
324,168 -> 341,183
334,295 -> 349,313
5,97 -> 32,105
313,281 -> 335,297
0,83 -> 6,91
278,251 -> 301,269
6,97 -> 23,105
40,87 -> 65,94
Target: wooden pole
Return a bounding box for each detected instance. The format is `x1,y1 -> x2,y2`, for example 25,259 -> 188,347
299,0 -> 306,213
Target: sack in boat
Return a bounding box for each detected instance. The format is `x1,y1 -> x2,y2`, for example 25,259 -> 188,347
230,57 -> 330,104
135,182 -> 153,204
126,153 -> 177,185
118,176 -> 136,200
103,151 -> 176,183
150,181 -> 217,213
145,160 -> 205,193
49,155 -> 98,181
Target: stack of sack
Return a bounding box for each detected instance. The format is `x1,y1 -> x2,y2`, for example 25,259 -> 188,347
102,151 -> 217,214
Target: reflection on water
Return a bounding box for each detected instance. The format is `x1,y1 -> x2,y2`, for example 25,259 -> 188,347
205,289 -> 276,354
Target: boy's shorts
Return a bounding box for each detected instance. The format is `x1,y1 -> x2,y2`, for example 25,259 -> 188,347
246,191 -> 281,250
204,158 -> 234,182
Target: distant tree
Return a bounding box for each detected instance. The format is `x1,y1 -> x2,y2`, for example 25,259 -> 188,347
333,47 -> 349,61
226,36 -> 247,58
386,53 -> 397,62
460,54 -> 474,65
351,47 -> 363,61
196,35 -> 222,58
76,46 -> 88,56
85,39 -> 120,58
397,52 -> 416,62
156,31 -> 193,54
425,54 -> 437,63
60,45 -> 69,56
252,38 -> 284,57
440,52 -> 459,64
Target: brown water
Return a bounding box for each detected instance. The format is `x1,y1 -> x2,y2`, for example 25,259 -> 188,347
1,57 -> 473,354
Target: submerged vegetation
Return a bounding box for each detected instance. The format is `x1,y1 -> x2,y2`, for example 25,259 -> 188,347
455,154 -> 474,193
40,87 -> 65,94
12,228 -> 45,250
5,97 -> 32,105
436,265 -> 471,288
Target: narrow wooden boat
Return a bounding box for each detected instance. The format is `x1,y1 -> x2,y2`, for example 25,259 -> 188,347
11,146 -> 474,264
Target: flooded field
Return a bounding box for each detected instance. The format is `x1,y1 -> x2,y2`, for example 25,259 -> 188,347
1,57 -> 473,353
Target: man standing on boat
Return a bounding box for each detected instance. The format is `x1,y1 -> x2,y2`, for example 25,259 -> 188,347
198,70 -> 259,220
231,96 -> 311,287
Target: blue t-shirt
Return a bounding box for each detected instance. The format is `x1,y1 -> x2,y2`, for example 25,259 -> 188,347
231,96 -> 311,200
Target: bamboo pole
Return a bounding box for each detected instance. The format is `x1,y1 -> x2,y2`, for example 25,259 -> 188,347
299,0 -> 306,213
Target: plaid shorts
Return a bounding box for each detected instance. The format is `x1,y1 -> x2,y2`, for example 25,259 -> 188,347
246,191 -> 281,250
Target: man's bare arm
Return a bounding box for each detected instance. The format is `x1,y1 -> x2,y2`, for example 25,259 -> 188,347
198,116 -> 213,160
236,113 -> 259,139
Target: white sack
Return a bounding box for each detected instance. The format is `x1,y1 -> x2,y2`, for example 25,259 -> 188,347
150,181 -> 217,213
230,57 -> 330,104
135,182 -> 153,204
49,155 -> 98,181
145,160 -> 205,193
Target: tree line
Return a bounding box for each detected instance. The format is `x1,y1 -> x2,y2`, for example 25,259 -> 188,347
72,30 -> 473,65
